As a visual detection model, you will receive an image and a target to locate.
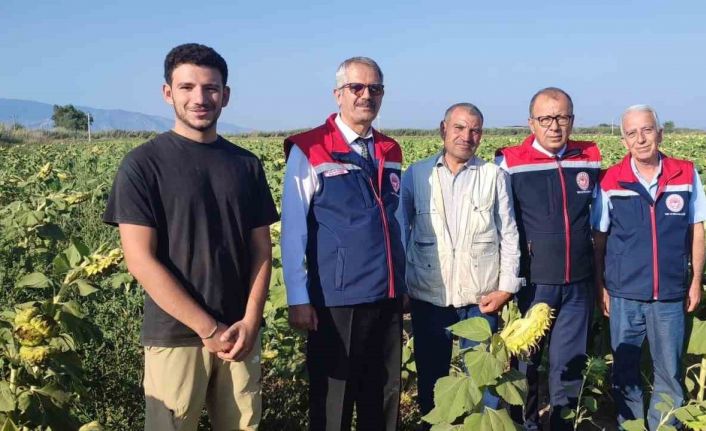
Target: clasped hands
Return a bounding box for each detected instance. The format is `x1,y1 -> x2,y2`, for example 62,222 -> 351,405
202,320 -> 258,362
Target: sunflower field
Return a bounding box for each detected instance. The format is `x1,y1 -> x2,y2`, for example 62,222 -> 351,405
1,130 -> 705,430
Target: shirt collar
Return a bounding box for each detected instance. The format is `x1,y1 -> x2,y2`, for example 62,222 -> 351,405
335,113 -> 373,145
435,152 -> 480,170
532,138 -> 566,158
630,153 -> 662,184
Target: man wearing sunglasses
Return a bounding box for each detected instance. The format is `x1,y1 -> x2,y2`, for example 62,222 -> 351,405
496,87 -> 602,431
281,57 -> 405,430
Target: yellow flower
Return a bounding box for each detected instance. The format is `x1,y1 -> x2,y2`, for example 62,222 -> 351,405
37,163 -> 52,179
14,311 -> 57,347
499,303 -> 554,357
84,248 -> 123,276
19,345 -> 53,365
64,192 -> 91,205
14,307 -> 40,327
56,172 -> 70,181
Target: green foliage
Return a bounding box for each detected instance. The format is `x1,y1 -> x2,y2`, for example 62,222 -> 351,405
51,105 -> 92,131
0,133 -> 705,429
424,303 -> 553,429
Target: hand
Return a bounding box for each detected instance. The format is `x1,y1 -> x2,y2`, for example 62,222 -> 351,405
478,291 -> 512,314
597,285 -> 610,317
202,322 -> 234,353
686,282 -> 703,313
402,293 -> 411,314
288,304 -> 318,331
216,319 -> 259,362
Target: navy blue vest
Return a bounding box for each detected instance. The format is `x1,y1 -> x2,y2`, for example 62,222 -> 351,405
285,114 -> 405,306
498,136 -> 602,284
601,154 -> 694,301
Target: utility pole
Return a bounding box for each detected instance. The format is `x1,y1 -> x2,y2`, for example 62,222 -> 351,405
87,112 -> 91,142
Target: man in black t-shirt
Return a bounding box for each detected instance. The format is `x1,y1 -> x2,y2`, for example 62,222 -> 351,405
103,43 -> 278,431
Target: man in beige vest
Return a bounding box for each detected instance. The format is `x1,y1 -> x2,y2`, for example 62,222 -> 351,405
399,103 -> 521,420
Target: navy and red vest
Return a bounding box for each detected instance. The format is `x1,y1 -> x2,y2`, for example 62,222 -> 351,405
284,114 -> 405,307
497,135 -> 601,285
600,154 -> 694,301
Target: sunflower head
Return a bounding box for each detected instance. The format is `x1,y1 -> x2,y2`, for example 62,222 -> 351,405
499,302 -> 554,358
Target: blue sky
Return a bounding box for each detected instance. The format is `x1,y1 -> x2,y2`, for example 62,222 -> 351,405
2,0 -> 705,130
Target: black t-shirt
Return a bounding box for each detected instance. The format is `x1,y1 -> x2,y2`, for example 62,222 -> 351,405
103,131 -> 279,346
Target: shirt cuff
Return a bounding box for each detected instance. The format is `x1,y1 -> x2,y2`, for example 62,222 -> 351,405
498,275 -> 522,294
285,285 -> 310,306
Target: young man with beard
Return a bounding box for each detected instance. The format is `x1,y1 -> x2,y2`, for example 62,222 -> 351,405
400,103 -> 521,421
103,43 -> 278,431
496,87 -> 601,431
281,57 -> 405,430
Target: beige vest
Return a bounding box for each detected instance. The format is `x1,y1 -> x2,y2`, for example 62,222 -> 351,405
406,154 -> 501,307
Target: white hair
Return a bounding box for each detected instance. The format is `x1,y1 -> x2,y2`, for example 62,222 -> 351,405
335,57 -> 383,88
620,104 -> 662,136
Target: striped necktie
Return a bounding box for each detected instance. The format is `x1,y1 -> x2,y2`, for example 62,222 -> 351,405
354,137 -> 373,162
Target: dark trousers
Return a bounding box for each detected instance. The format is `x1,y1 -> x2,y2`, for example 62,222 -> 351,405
410,298 -> 500,417
307,299 -> 402,431
511,280 -> 594,431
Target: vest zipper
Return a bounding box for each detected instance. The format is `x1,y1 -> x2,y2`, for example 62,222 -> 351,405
369,158 -> 395,299
649,205 -> 659,299
555,160 -> 571,283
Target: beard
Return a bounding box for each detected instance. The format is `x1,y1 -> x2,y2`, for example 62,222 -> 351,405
173,104 -> 221,132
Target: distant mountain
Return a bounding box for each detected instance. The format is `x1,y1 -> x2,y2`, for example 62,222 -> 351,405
0,98 -> 249,133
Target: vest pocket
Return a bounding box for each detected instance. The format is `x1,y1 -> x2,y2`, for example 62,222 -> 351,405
335,247 -> 347,291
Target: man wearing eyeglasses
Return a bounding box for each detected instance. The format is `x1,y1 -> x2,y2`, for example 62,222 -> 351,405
400,103 -> 521,421
592,105 -> 705,430
281,57 -> 405,430
496,87 -> 601,431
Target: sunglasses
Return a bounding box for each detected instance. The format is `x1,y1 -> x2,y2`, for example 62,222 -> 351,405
338,83 -> 385,96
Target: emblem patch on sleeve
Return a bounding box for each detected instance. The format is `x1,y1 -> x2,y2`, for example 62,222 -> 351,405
390,173 -> 400,192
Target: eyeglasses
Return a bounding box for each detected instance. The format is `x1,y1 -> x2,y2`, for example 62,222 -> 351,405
338,83 -> 385,97
531,115 -> 574,127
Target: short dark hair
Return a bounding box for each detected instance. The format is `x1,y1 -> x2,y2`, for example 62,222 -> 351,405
164,43 -> 228,86
529,87 -> 573,117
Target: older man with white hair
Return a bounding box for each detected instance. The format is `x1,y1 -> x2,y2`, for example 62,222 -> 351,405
592,104 -> 706,429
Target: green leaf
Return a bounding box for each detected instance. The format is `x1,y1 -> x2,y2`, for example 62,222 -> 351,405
475,408 -> 521,431
464,350 -> 504,387
56,311 -> 101,344
685,375 -> 696,394
109,272 -> 133,289
65,239 -> 89,267
423,375 -> 476,424
560,407 -> 576,420
73,279 -> 98,296
620,419 -> 647,431
448,317 -> 492,342
495,369 -> 527,406
0,382 -> 14,412
462,413 -> 483,430
0,418 -> 19,431
582,396 -> 598,412
36,223 -> 66,241
52,253 -> 71,275
655,401 -> 672,414
687,317 -> 706,355
673,404 -> 706,429
16,272 -> 51,289
35,383 -> 71,406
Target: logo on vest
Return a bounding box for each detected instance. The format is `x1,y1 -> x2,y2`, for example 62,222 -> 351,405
666,194 -> 684,213
576,172 -> 590,191
390,173 -> 400,193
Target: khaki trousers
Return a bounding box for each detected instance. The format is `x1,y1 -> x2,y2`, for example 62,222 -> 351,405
143,337 -> 261,431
